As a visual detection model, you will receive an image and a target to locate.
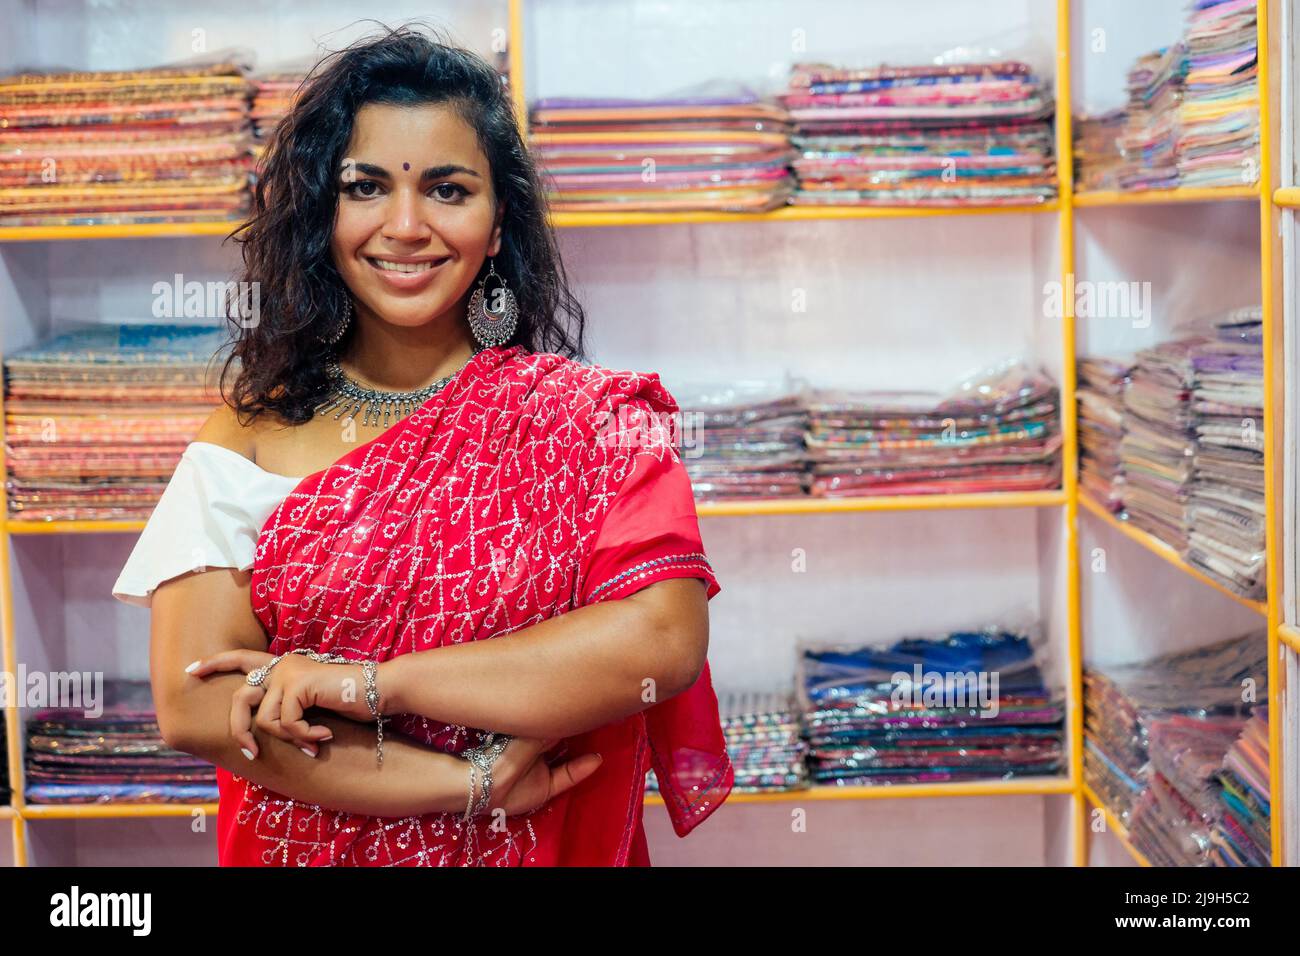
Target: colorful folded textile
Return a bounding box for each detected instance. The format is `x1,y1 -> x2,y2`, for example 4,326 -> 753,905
1210,708 -> 1270,865
1119,336 -> 1202,549
717,691 -> 808,792
1186,307 -> 1265,598
528,86 -> 796,213
1116,43 -> 1186,191
1073,0 -> 1259,194
1177,0 -> 1260,188
674,381 -> 808,499
1074,108 -> 1127,191
804,360 -> 1061,497
647,690 -> 808,795
798,627 -> 1065,786
1130,712 -> 1248,866
1083,630 -> 1266,827
779,60 -> 1056,207
0,57 -> 254,226
1077,357 -> 1131,512
3,324 -> 231,521
1128,770 -> 1214,865
24,679 -> 217,804
250,68 -> 308,143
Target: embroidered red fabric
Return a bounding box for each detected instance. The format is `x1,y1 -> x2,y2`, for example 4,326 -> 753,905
215,344 -> 732,865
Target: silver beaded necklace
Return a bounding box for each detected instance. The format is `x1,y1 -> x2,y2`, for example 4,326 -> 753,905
315,346 -> 484,428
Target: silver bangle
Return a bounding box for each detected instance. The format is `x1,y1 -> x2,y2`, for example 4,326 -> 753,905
360,660 -> 385,766
462,733 -> 512,824
249,649 -> 387,767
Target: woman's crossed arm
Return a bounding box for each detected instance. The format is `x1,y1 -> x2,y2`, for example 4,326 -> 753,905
150,566 -> 595,817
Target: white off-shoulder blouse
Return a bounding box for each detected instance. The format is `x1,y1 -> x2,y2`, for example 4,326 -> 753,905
111,442 -> 305,608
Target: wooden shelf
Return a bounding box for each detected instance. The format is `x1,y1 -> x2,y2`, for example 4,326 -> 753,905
0,221 -> 242,243
5,491 -> 1067,535
1073,186 -> 1260,207
697,489 -> 1065,516
550,202 -> 1059,228
6,518 -> 147,535
1082,784 -> 1151,867
647,775 -> 1073,806
0,203 -> 1065,244
1274,187 -> 1300,208
18,802 -> 219,820
1078,492 -> 1268,616
0,188 -> 1267,242
11,780 -> 1074,822
1280,623 -> 1300,655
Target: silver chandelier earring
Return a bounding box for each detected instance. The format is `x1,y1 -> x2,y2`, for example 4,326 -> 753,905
468,258 -> 518,348
321,290 -> 353,348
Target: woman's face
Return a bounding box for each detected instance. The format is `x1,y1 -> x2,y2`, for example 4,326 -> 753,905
331,101 -> 502,333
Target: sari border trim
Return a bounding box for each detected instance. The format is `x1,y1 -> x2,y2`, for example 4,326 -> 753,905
586,551 -> 712,603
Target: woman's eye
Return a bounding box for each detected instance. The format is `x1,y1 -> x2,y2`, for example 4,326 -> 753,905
432,183 -> 468,201
343,180 -> 381,198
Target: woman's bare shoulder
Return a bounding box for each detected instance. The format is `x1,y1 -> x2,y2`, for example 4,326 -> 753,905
193,402 -> 259,463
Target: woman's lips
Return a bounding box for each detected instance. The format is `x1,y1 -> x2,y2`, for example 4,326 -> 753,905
365,256 -> 450,291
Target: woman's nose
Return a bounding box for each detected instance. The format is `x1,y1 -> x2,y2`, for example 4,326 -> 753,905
381,189 -> 432,243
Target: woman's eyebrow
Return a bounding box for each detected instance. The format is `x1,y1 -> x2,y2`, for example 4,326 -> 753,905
343,161 -> 482,180
419,163 -> 482,180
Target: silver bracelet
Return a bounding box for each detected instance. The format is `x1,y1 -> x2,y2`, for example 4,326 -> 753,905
248,648 -> 387,766
360,660 -> 384,766
462,733 -> 512,825
245,652 -> 288,687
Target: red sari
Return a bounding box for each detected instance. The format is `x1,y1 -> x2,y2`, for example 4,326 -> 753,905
216,344 -> 733,865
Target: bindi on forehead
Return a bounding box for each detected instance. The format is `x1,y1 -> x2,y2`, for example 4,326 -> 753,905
403,162 -> 410,171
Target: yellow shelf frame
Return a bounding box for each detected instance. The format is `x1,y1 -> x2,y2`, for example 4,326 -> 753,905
1275,186 -> 1300,207
3,489 -> 1067,536
2,191 -> 1278,243
0,0 -> 1286,870
1077,492 -> 1269,617
18,803 -> 219,820
13,777 -> 1076,821
1259,0 -> 1286,870
1082,784 -> 1152,867
1073,186 -> 1259,206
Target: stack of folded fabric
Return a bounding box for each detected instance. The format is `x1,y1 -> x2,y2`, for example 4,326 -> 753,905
1074,108 -> 1127,191
1082,630 -> 1266,829
1082,671 -> 1148,825
1186,307 -> 1265,598
1115,44 -> 1186,191
673,381 -> 808,500
4,324 -> 230,521
647,691 -> 809,796
528,88 -> 796,213
718,692 -> 808,793
1119,337 -> 1202,549
799,627 -> 1065,787
1177,0 -> 1260,188
25,680 -> 218,804
804,361 -> 1062,497
1077,357 -> 1131,512
0,58 -> 254,227
1128,714 -> 1246,865
1210,707 -> 1270,866
779,60 -> 1056,207
250,68 -> 307,145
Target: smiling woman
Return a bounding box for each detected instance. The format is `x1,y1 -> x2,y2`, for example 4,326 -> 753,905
112,24 -> 733,867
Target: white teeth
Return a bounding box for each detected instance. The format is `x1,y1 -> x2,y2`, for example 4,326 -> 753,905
371,258 -> 440,273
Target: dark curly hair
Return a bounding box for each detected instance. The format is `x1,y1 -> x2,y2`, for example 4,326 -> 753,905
220,22 -> 586,425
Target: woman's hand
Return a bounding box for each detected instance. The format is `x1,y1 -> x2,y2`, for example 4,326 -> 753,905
186,649 -> 368,759
476,737 -> 603,818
